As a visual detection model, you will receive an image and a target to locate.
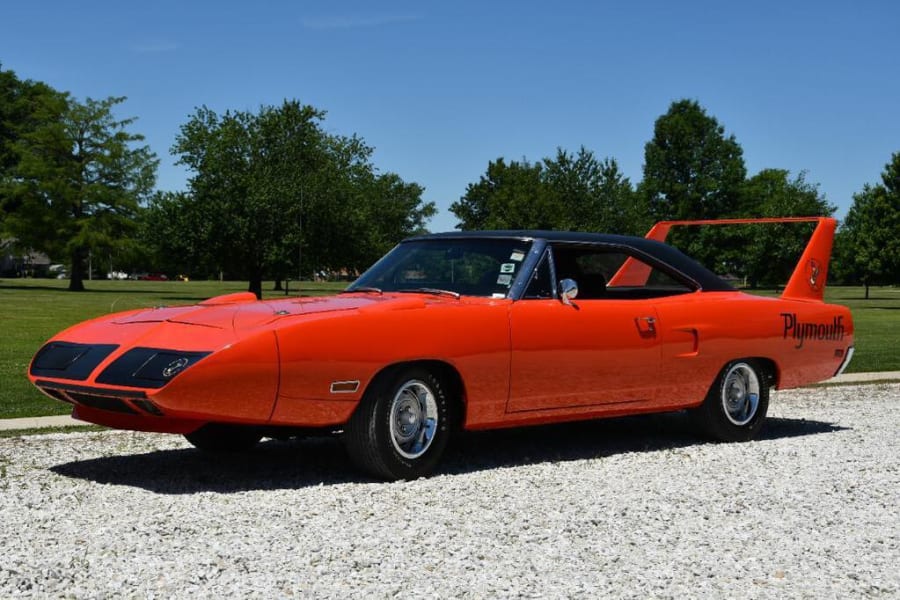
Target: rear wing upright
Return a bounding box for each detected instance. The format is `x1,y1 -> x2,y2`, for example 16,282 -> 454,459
612,217 -> 837,301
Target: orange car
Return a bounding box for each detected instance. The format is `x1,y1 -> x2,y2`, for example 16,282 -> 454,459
29,218 -> 853,479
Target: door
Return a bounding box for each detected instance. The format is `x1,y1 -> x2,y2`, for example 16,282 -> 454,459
507,298 -> 660,411
506,243 -> 663,412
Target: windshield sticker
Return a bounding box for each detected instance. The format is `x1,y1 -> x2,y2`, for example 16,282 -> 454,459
510,251 -> 525,262
500,263 -> 516,274
497,274 -> 512,286
491,293 -> 506,299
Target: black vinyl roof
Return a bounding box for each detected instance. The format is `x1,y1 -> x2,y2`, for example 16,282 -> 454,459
408,230 -> 734,292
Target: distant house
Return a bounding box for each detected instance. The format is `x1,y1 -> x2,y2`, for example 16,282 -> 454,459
0,239 -> 52,277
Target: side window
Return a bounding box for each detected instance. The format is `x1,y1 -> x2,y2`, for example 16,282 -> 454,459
551,244 -> 694,300
641,267 -> 694,292
523,251 -> 554,299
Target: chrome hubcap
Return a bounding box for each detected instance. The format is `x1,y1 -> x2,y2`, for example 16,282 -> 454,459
722,363 -> 761,426
389,380 -> 438,459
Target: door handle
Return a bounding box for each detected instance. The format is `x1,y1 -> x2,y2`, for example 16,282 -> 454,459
635,316 -> 656,337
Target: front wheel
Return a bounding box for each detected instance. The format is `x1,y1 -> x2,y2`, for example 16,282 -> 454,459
692,360 -> 769,442
344,367 -> 454,480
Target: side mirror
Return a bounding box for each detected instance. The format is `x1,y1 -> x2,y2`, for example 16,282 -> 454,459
559,278 -> 578,305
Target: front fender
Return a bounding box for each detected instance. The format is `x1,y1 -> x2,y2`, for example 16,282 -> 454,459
150,330 -> 280,423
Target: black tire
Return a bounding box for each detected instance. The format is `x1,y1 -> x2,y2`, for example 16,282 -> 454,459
692,359 -> 770,442
184,423 -> 263,452
344,366 -> 454,480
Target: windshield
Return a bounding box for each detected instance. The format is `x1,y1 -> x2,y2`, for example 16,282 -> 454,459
348,238 -> 533,297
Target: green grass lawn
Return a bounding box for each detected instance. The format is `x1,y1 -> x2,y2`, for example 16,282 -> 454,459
1,279 -> 897,419
815,286 -> 900,374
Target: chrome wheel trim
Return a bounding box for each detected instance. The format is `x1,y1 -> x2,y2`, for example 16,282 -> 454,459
389,379 -> 439,459
721,363 -> 761,426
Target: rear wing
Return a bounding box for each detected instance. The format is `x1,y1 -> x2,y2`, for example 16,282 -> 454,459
610,217 -> 837,301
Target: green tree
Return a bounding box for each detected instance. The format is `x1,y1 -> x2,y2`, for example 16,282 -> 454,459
140,191 -> 214,278
642,99 -> 747,220
734,169 -> 835,286
171,101 -> 433,295
297,132 -> 380,279
4,94 -> 157,290
452,149 -> 643,234
348,172 -> 434,271
291,132 -> 434,280
836,152 -> 900,298
542,147 -> 644,234
1,66 -> 67,238
451,158 -> 554,230
640,99 -> 746,268
173,101 -> 330,297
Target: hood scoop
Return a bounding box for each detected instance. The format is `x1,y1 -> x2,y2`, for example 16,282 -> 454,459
200,292 -> 258,306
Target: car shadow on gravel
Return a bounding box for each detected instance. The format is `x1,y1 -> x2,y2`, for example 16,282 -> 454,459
446,413 -> 847,476
49,413 -> 846,493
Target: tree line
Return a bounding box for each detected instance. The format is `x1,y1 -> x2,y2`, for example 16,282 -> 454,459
0,65 -> 434,296
2,64 -> 898,297
146,102 -> 434,298
451,99 -> 900,294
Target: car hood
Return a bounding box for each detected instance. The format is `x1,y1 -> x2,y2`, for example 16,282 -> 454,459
110,293 -> 430,332
39,292 -> 460,359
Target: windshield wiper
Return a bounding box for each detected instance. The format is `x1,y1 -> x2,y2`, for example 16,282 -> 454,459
342,286 -> 383,295
397,287 -> 461,299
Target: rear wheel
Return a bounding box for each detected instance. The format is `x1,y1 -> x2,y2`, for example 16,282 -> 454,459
184,423 -> 263,452
345,367 -> 454,480
693,360 -> 769,442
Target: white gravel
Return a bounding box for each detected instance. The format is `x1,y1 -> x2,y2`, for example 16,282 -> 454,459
1,383 -> 898,599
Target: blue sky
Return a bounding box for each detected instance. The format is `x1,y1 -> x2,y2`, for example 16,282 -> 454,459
3,1 -> 898,232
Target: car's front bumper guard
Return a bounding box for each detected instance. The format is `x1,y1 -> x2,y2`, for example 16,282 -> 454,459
35,380 -> 163,417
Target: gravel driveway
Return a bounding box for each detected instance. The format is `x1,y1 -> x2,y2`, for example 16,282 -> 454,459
1,383 -> 898,599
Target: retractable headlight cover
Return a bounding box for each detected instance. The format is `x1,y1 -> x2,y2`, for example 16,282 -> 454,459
96,348 -> 211,388
30,342 -> 119,380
